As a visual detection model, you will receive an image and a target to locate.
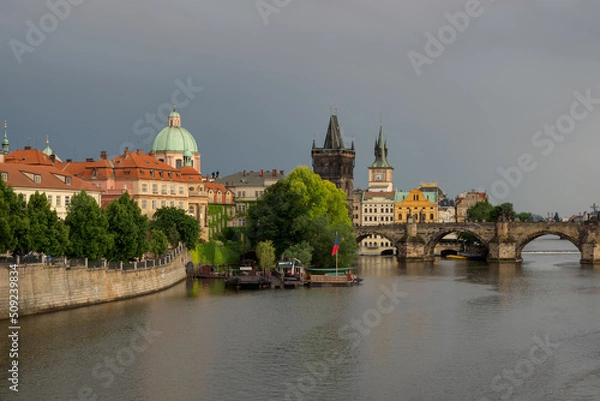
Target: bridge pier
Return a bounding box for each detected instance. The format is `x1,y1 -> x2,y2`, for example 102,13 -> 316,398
487,240 -> 521,263
580,242 -> 600,264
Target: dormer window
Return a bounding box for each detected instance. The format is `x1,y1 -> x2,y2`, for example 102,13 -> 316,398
1,172 -> 7,182
34,175 -> 41,184
66,177 -> 72,185
92,168 -> 97,178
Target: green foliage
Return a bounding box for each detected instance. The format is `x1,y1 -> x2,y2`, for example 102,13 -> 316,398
553,212 -> 560,222
149,228 -> 168,257
515,212 -> 533,222
490,203 -> 516,222
151,206 -> 199,248
106,192 -> 149,262
246,166 -> 355,267
25,192 -> 69,256
65,190 -> 112,260
256,240 -> 275,268
0,178 -> 27,253
192,241 -> 240,266
282,241 -> 313,266
466,201 -> 494,222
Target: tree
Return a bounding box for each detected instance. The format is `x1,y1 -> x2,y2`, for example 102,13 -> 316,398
106,192 -> 149,262
149,228 -> 168,257
151,206 -> 200,248
282,241 -> 313,266
490,203 -> 515,222
466,201 -> 494,222
515,212 -> 533,222
553,212 -> 560,222
25,192 -> 69,256
246,166 -> 355,266
256,240 -> 275,269
65,190 -> 112,260
0,178 -> 27,253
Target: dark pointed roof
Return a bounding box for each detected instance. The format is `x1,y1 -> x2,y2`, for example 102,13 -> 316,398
323,115 -> 345,150
370,123 -> 391,168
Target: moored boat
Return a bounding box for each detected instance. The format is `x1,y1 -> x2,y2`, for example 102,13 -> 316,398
274,257 -> 306,288
304,267 -> 362,287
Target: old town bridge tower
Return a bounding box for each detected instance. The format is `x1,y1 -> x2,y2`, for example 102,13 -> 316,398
311,109 -> 355,202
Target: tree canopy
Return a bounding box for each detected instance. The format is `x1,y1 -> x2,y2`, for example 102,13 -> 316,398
25,192 -> 69,256
467,201 -> 522,222
0,177 -> 27,253
151,206 -> 200,248
105,192 -> 149,262
65,190 -> 113,260
246,166 -> 357,267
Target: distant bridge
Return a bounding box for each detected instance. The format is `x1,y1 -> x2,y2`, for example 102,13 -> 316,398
355,221 -> 600,264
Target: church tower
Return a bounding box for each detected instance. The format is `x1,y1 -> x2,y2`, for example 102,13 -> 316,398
368,121 -> 393,192
2,120 -> 10,155
311,108 -> 355,199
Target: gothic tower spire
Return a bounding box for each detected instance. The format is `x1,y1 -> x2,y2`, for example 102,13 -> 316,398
2,120 -> 10,155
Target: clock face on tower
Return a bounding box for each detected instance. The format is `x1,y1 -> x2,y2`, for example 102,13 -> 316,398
375,173 -> 382,181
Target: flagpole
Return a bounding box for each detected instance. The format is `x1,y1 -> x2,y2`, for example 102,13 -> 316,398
335,231 -> 338,277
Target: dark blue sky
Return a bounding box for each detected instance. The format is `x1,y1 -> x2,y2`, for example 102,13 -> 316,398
2,0 -> 600,216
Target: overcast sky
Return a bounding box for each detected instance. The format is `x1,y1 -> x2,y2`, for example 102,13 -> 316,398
2,0 -> 600,217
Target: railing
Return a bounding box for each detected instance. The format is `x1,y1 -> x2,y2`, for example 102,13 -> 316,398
0,243 -> 186,271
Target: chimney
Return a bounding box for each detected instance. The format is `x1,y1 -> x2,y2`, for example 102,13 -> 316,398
124,147 -> 129,154
280,170 -> 284,176
50,154 -> 56,163
86,157 -> 94,162
272,169 -> 276,177
259,169 -> 263,177
243,170 -> 246,177
137,149 -> 143,155
100,151 -> 107,160
66,158 -> 72,163
24,146 -> 32,150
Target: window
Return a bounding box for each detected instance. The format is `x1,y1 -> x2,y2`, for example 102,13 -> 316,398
398,214 -> 402,220
142,199 -> 148,209
34,175 -> 41,184
255,191 -> 258,197
413,194 -> 418,201
142,184 -> 148,193
47,195 -> 53,205
242,191 -> 246,197
65,196 -> 70,206
179,201 -> 184,209
0,172 -> 6,182
176,159 -> 182,169
161,200 -> 166,207
430,213 -> 434,220
170,201 -> 175,207
179,186 -> 184,195
56,196 -> 61,206
170,185 -> 175,195
188,206 -> 194,214
152,200 -> 157,209
66,177 -> 72,185
161,185 -> 167,194
152,184 -> 158,194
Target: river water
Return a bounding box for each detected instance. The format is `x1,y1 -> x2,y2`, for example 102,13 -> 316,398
1,235 -> 599,401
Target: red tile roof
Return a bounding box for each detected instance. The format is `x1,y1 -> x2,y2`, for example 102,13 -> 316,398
0,163 -> 101,192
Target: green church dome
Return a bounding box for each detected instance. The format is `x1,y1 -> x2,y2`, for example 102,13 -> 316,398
151,107 -> 199,153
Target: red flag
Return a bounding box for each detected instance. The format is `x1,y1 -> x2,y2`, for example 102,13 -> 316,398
331,233 -> 339,256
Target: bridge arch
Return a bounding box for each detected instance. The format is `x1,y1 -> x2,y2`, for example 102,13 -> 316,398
355,231 -> 398,256
515,231 -> 581,260
424,229 -> 490,259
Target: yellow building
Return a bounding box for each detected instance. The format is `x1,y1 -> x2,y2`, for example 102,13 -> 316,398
395,189 -> 438,223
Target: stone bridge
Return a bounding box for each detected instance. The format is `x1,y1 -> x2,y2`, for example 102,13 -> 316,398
355,221 -> 600,264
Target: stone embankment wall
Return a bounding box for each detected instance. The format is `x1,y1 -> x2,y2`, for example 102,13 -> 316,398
0,249 -> 190,318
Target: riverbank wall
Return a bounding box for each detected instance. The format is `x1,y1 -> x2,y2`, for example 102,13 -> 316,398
0,245 -> 190,319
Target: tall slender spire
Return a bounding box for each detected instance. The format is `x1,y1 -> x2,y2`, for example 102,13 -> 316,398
370,121 -> 391,168
323,111 -> 345,149
2,120 -> 9,155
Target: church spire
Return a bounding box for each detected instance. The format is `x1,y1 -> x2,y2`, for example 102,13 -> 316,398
2,120 -> 9,155
323,111 -> 345,150
370,121 -> 391,168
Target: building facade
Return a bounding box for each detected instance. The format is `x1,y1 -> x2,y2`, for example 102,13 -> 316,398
455,190 -> 489,222
395,189 -> 438,223
217,169 -> 286,227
